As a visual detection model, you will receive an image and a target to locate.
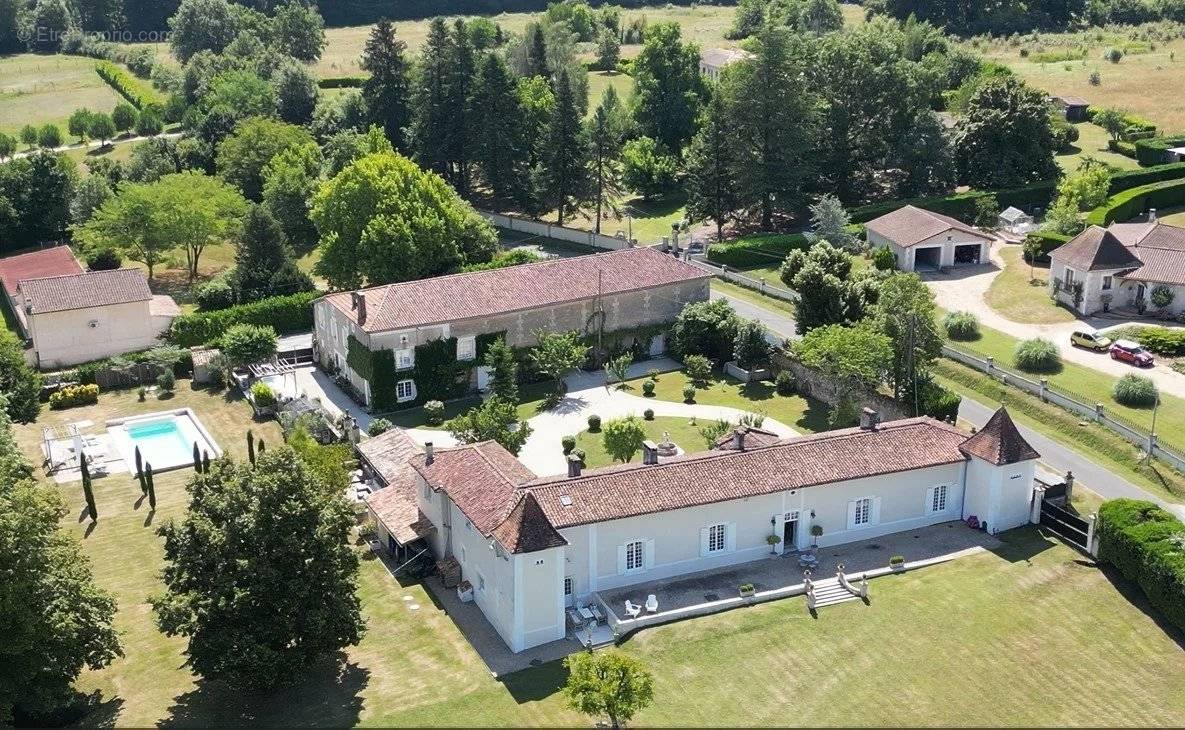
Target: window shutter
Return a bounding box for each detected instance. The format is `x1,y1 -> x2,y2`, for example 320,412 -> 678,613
846,500 -> 857,529
644,539 -> 655,570
617,545 -> 626,575
924,487 -> 934,515
872,497 -> 882,525
699,528 -> 709,558
726,522 -> 736,553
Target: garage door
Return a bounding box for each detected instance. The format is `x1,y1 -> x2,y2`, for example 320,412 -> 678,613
954,243 -> 982,265
914,246 -> 941,270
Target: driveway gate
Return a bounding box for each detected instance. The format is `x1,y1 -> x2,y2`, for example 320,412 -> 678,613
1039,499 -> 1090,551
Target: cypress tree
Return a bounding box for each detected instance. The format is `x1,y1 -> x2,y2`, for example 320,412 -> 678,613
258,440 -> 266,456
202,451 -> 211,473
145,463 -> 156,511
193,442 -> 201,473
134,445 -> 146,495
247,429 -> 256,465
685,94 -> 740,243
527,23 -> 548,79
410,18 -> 454,180
447,18 -> 477,194
542,69 -> 592,227
80,453 -> 97,522
588,89 -> 625,235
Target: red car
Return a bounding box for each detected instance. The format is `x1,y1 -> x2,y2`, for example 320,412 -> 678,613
1109,340 -> 1154,367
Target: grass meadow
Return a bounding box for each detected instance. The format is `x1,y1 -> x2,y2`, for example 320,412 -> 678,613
0,54 -> 127,136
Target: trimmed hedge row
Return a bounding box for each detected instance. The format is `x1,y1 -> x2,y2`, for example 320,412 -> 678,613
318,76 -> 367,89
706,233 -> 809,268
169,291 -> 320,346
95,60 -> 164,110
1023,231 -> 1071,263
1085,178 -> 1185,226
1097,499 -> 1185,634
1134,136 -> 1185,167
1110,162 -> 1185,192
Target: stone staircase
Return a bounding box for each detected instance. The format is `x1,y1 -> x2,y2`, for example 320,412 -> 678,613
805,566 -> 868,611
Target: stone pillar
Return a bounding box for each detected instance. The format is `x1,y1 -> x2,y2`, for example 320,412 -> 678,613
986,356 -> 995,375
1039,378 -> 1048,402
1087,513 -> 1099,557
1030,484 -> 1045,525
662,235 -> 670,252
1063,470 -> 1074,505
1095,402 -> 1105,422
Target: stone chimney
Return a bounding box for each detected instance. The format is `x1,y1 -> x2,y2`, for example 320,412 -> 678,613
567,453 -> 583,478
1149,208 -> 1158,222
859,407 -> 879,430
351,291 -> 367,325
424,441 -> 434,465
732,427 -> 746,451
641,440 -> 658,465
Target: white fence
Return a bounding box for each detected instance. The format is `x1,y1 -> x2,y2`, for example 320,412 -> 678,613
686,257 -> 799,303
479,211 -> 633,250
943,345 -> 1185,473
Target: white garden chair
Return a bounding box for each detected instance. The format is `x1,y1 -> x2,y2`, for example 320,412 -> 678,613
645,594 -> 658,613
624,600 -> 642,618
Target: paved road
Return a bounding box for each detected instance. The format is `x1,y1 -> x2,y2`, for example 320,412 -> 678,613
711,288 -> 799,341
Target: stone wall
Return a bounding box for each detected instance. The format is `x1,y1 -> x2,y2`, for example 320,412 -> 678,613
771,350 -> 910,422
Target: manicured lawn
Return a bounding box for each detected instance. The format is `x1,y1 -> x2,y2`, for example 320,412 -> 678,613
1159,205 -> 1185,227
985,245 -> 1076,324
1055,121 -> 1141,173
585,70 -> 633,114
543,192 -> 688,246
624,368 -> 831,434
62,137 -> 143,172
379,381 -> 556,430
738,254 -> 871,286
0,54 -> 126,136
573,415 -> 715,468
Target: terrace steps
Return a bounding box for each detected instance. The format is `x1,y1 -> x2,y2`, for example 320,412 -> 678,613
809,578 -> 862,608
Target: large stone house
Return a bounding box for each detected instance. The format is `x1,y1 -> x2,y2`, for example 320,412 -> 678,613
865,205 -> 994,272
1049,220 -> 1185,316
366,407 -> 1039,653
0,248 -> 178,369
313,248 -> 711,409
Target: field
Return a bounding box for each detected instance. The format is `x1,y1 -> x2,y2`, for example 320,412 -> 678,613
0,54 -> 127,137
985,245 -> 1076,324
968,28 -> 1185,133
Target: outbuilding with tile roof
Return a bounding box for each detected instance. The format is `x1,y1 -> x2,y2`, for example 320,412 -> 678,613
865,205 -> 994,272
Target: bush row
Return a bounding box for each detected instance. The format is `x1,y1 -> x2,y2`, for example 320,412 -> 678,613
318,76 -> 367,89
1023,231 -> 1072,263
1134,136 -> 1185,167
1087,106 -> 1159,142
95,60 -> 164,111
1096,499 -> 1185,635
1108,139 -> 1138,158
319,0 -> 698,25
1133,326 -> 1185,356
1085,178 -> 1185,226
706,233 -> 809,269
50,383 -> 99,409
169,291 -> 320,347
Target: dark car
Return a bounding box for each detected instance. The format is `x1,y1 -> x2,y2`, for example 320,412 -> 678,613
1109,339 -> 1154,367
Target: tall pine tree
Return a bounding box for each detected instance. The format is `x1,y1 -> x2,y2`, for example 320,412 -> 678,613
542,69 -> 591,226
472,54 -> 525,203
446,19 -> 478,193
411,18 -> 454,180
587,89 -> 625,235
360,19 -> 412,151
685,94 -> 739,242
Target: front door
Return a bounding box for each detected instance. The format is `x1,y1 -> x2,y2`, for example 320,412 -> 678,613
783,518 -> 797,551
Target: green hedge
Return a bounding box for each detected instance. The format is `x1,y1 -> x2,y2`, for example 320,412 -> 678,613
1134,326 -> 1185,356
1110,162 -> 1185,192
95,60 -> 164,110
706,233 -> 809,268
1097,499 -> 1185,634
1023,231 -> 1071,264
851,181 -> 1059,225
169,291 -> 319,346
1086,178 -> 1185,226
1134,136 -> 1185,167
318,76 -> 367,89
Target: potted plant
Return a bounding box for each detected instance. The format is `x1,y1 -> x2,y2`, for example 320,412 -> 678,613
810,524 -> 823,547
738,583 -> 756,598
889,555 -> 905,570
766,534 -> 782,554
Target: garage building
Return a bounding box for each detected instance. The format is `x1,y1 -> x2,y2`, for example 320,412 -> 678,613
865,205 -> 994,272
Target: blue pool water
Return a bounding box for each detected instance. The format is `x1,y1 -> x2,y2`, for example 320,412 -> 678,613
125,418 -> 192,465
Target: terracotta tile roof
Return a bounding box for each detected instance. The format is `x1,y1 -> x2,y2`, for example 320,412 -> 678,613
321,247 -> 710,333
20,268 -> 152,314
960,408 -> 1040,466
1050,226 -> 1143,272
490,492 -> 567,554
865,205 -> 992,248
360,429 -> 435,545
410,441 -> 536,537
0,247 -> 82,298
711,426 -> 783,451
527,418 -> 975,529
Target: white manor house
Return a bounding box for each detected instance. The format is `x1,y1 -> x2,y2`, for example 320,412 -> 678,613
365,407 -> 1042,654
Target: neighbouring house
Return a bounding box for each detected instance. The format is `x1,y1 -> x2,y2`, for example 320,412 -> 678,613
1049,219 -> 1185,315
698,47 -> 752,81
1050,95 -> 1090,122
384,407 -> 1038,653
360,428 -> 436,567
0,248 -> 178,368
998,206 -> 1037,236
865,205 -> 995,271
314,248 -> 711,411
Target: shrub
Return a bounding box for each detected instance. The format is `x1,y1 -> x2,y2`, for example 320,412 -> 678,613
156,369 -> 176,393
775,370 -> 795,395
367,418 -> 393,436
250,382 -> 277,407
423,400 -> 445,425
561,435 -> 577,454
1087,178 -> 1185,226
95,60 -> 165,110
220,323 -> 278,367
1013,338 -> 1061,373
1113,373 -> 1158,408
943,311 -> 981,341
587,414 -> 601,432
85,246 -> 122,271
1097,499 -> 1185,634
169,291 -> 319,347
195,277 -> 235,311
706,233 -> 810,268
684,354 -> 712,385
1136,326 -> 1185,356
643,408 -> 654,420
682,383 -> 696,403
642,378 -> 656,397
871,245 -> 896,271
889,555 -> 905,566
49,383 -> 100,409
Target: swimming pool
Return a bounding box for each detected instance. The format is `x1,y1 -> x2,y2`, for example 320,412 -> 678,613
107,409 -> 222,473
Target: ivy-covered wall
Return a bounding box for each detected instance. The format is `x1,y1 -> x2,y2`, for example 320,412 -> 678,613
348,334 -> 398,409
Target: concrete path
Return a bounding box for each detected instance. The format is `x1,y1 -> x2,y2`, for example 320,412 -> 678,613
515,358 -> 798,476
711,288 -> 799,341
957,392 -> 1185,520
924,239 -> 1185,399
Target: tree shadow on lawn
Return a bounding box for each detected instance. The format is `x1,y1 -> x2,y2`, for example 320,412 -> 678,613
499,661 -> 569,705
159,653 -> 369,728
